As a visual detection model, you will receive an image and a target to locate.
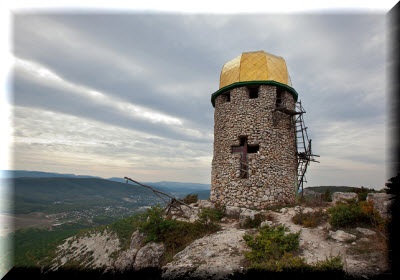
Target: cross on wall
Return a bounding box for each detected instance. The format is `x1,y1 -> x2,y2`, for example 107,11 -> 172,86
231,137 -> 259,179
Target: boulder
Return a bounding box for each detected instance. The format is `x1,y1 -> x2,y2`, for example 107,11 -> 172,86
162,228 -> 247,280
294,206 -> 314,214
113,248 -> 138,271
356,227 -> 376,236
197,200 -> 215,209
332,192 -> 358,204
130,230 -> 146,250
260,220 -> 273,228
133,242 -> 165,270
225,206 -> 241,218
171,205 -> 199,220
366,193 -> 393,219
239,209 -> 259,227
280,207 -> 288,214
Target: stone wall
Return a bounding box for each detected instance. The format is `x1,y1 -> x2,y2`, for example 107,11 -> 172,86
210,85 -> 298,209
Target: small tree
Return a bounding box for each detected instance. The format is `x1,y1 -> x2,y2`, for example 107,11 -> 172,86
323,189 -> 332,202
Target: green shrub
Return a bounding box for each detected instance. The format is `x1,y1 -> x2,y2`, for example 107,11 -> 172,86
328,202 -> 363,228
243,225 -> 301,265
352,186 -> 376,201
200,203 -> 225,220
197,206 -> 224,231
313,255 -> 344,272
181,193 -> 198,204
214,202 -> 227,218
138,205 -> 222,264
292,209 -> 328,228
109,213 -> 144,249
250,252 -> 310,272
138,205 -> 176,243
243,224 -> 344,273
327,200 -> 385,229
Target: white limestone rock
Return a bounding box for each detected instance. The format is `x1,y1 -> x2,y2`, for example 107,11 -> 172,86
162,228 -> 248,280
332,192 -> 358,204
113,248 -> 138,271
329,230 -> 357,242
356,227 -> 376,236
133,242 -> 165,270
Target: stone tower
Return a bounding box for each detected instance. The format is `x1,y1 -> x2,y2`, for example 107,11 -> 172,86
210,50 -> 301,209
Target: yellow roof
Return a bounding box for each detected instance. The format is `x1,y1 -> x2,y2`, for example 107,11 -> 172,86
219,50 -> 292,89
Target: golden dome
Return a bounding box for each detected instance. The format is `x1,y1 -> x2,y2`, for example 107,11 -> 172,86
219,50 -> 291,88
211,50 -> 298,107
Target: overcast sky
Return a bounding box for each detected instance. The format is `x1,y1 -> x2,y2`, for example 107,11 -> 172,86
2,2 -> 398,189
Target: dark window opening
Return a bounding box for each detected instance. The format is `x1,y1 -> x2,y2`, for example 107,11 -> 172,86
248,86 -> 259,99
225,91 -> 231,102
248,144 -> 259,153
276,87 -> 283,107
239,136 -> 247,146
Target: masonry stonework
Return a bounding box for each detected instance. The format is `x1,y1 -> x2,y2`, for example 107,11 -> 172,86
210,85 -> 298,209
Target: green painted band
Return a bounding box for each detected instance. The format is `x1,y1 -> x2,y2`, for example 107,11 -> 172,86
211,80 -> 299,107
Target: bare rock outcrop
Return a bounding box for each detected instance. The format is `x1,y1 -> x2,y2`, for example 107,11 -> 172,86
113,248 -> 138,271
162,228 -> 248,280
49,196 -> 391,278
332,192 -> 358,204
113,229 -> 146,272
133,242 -> 165,270
130,229 -> 146,250
356,227 -> 376,236
225,206 -> 241,218
197,200 -> 215,209
238,208 -> 259,227
366,193 -> 393,219
50,229 -> 120,271
328,230 -> 357,242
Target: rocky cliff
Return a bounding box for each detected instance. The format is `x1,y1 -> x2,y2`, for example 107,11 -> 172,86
44,193 -> 392,280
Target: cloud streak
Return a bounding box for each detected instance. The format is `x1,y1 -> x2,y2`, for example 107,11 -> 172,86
10,12 -> 388,188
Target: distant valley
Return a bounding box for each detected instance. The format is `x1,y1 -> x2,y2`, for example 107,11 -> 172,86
3,170 -> 380,232
4,170 -> 211,231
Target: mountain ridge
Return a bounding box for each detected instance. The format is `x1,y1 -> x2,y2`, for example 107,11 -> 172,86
4,170 -> 211,189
